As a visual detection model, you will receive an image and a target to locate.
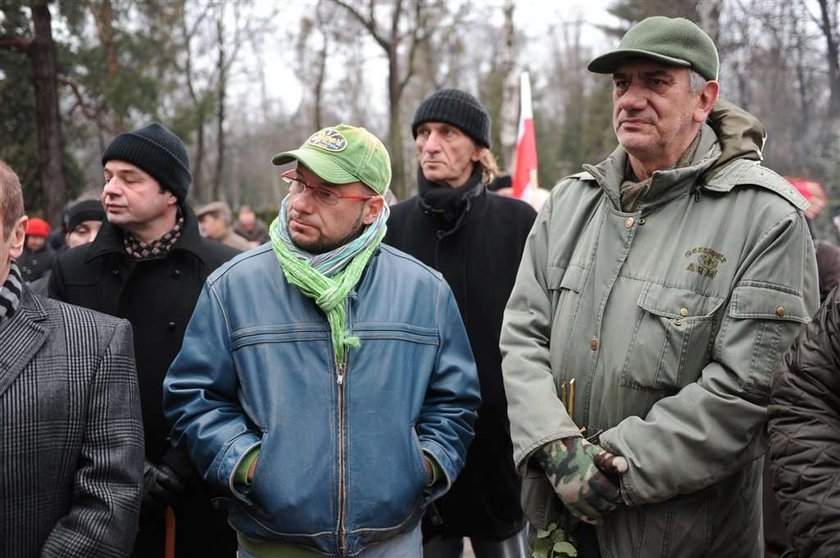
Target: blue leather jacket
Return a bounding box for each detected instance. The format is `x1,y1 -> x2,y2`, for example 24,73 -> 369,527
164,244 -> 480,556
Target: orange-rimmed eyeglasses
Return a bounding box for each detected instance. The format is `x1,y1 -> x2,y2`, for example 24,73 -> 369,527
280,169 -> 377,206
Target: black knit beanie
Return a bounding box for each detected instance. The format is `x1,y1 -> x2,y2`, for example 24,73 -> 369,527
66,199 -> 105,232
411,89 -> 491,148
102,122 -> 191,203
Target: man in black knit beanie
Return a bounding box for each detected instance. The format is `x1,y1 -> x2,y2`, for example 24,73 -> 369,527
385,89 -> 537,558
49,122 -> 241,558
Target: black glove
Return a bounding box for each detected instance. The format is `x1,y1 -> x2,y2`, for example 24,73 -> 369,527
142,460 -> 187,514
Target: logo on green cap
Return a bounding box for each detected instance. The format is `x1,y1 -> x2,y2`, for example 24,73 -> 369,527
307,129 -> 347,152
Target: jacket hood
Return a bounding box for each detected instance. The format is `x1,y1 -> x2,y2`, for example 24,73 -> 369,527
702,99 -> 766,181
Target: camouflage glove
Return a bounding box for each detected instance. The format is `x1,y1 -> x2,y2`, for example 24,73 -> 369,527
535,437 -> 628,525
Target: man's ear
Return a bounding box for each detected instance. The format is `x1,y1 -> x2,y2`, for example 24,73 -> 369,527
362,196 -> 386,225
694,80 -> 720,123
9,216 -> 27,259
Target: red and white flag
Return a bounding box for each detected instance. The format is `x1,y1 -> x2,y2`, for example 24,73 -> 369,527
512,72 -> 538,199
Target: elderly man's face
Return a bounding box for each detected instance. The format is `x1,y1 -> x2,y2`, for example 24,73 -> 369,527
199,213 -> 226,241
415,122 -> 481,188
612,60 -> 716,170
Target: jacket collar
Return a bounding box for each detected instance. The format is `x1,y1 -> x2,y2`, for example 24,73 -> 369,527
0,285 -> 47,399
584,123 -> 719,212
84,203 -> 208,264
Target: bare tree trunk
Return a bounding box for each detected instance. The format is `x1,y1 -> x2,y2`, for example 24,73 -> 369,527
817,0 -> 840,120
90,0 -> 124,132
314,36 -> 327,130
499,0 -> 518,170
30,0 -> 66,227
387,42 -> 406,200
213,17 -> 226,202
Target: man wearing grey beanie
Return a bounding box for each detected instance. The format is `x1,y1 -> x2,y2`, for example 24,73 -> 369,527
49,122 -> 241,557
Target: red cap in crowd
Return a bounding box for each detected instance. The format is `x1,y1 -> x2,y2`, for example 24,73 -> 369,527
26,217 -> 51,238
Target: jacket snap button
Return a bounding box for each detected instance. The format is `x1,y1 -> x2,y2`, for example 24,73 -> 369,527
172,269 -> 181,279
112,268 -> 120,275
590,337 -> 599,351
167,321 -> 176,331
679,307 -> 689,317
624,217 -> 634,230
775,306 -> 785,317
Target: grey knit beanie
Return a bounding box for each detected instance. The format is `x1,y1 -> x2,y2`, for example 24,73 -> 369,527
102,122 -> 192,203
412,89 -> 491,148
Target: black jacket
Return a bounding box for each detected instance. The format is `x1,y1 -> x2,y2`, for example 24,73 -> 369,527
48,204 -> 240,558
19,245 -> 54,283
769,286 -> 840,558
385,175 -> 536,539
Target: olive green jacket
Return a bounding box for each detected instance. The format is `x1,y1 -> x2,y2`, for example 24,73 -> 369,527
501,112 -> 818,558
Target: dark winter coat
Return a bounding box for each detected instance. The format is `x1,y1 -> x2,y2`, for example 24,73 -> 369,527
384,169 -> 536,539
769,286 -> 840,558
48,204 -> 240,558
19,245 -> 54,283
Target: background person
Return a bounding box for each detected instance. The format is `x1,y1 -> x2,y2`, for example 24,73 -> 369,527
769,285 -> 840,558
196,200 -> 252,251
233,204 -> 270,247
49,122 -> 240,558
18,216 -> 53,282
385,88 -> 535,558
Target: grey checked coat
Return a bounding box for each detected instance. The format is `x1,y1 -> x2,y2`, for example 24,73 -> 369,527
0,285 -> 144,557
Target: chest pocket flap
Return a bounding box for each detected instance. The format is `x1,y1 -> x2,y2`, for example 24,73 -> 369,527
638,283 -> 725,320
729,282 -> 809,323
622,283 -> 725,391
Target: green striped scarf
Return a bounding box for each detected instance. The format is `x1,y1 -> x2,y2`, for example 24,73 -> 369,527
269,197 -> 389,365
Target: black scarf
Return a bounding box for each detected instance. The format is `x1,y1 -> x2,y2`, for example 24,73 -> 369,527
417,165 -> 484,228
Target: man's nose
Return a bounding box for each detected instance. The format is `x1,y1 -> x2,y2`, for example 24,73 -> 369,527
422,132 -> 442,153
616,83 -> 647,112
102,177 -> 121,197
290,187 -> 315,213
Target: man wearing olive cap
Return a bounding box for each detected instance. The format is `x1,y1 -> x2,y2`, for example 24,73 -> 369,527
501,16 -> 818,557
164,124 -> 480,557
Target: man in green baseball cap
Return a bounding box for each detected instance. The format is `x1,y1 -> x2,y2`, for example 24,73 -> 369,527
501,15 -> 817,558
164,124 -> 481,557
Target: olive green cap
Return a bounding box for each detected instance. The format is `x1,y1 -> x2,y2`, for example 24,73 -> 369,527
588,16 -> 719,81
272,125 -> 391,196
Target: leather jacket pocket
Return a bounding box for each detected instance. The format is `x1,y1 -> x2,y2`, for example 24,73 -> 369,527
621,283 -> 725,391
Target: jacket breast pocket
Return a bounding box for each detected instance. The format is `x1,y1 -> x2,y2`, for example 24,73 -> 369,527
621,283 -> 725,391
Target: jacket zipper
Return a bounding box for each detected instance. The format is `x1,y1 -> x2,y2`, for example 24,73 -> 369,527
336,300 -> 351,555
336,355 -> 347,555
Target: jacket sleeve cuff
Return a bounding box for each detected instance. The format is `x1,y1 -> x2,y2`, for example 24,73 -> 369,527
235,447 -> 261,486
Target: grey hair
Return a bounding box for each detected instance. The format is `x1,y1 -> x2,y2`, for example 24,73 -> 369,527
689,70 -> 708,94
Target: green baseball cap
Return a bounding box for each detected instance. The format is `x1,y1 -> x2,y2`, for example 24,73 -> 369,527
588,16 -> 719,81
272,124 -> 392,196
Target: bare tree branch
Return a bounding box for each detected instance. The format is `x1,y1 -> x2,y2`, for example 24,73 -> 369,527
333,0 -> 389,51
